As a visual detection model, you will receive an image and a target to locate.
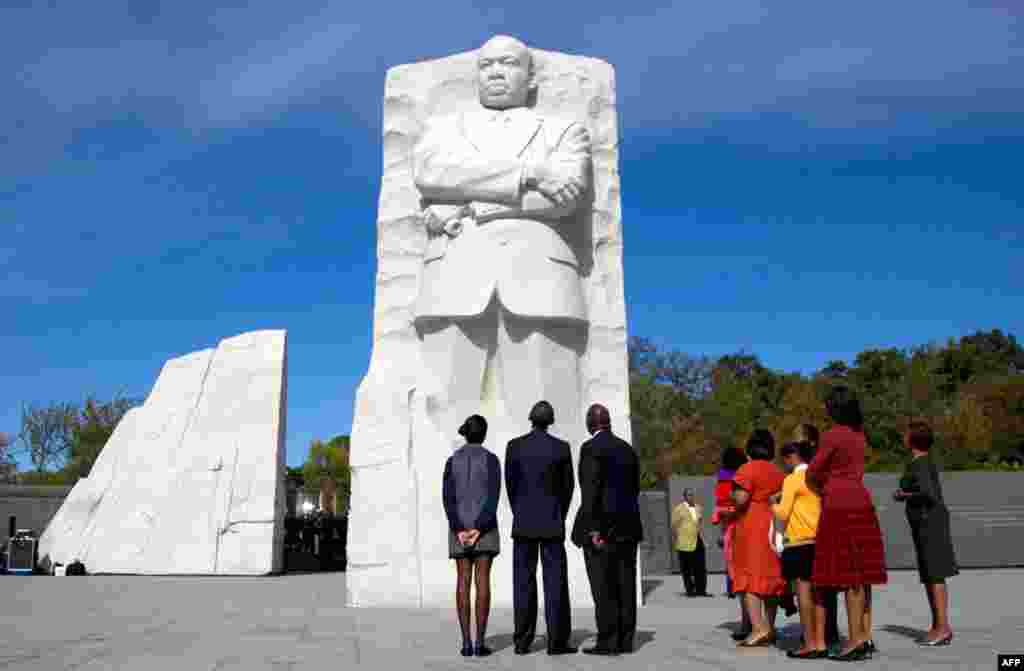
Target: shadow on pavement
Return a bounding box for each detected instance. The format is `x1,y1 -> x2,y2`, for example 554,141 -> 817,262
642,579 -> 663,598
881,624 -> 927,641
635,630 -> 656,650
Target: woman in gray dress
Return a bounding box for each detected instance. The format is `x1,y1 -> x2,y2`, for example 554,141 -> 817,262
442,414 -> 502,657
893,421 -> 957,647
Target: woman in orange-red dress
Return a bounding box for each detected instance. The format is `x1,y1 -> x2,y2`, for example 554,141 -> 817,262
731,429 -> 786,647
711,446 -> 750,639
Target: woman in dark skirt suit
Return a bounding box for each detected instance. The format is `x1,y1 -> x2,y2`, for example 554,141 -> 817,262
893,421 -> 957,647
806,386 -> 888,661
442,415 -> 502,657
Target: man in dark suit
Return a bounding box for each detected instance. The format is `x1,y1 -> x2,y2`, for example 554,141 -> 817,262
571,403 -> 643,656
504,401 -> 577,656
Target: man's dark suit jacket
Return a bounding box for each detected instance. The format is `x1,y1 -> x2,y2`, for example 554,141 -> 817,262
443,444 -> 501,534
570,430 -> 643,547
504,429 -> 575,540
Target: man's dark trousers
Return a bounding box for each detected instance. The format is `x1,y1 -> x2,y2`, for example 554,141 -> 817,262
513,538 -> 571,650
677,536 -> 708,595
583,541 -> 637,652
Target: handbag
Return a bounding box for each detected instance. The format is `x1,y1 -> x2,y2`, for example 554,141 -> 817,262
768,518 -> 785,557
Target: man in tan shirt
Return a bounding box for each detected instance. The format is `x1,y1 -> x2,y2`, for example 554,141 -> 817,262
671,488 -> 711,597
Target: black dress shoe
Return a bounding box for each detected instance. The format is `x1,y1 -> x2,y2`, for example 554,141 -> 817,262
547,645 -> 578,655
583,646 -> 619,656
618,645 -> 634,654
474,643 -> 492,657
514,645 -> 531,655
460,642 -> 473,657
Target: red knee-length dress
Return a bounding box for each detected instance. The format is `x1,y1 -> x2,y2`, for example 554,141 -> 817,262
731,459 -> 787,596
807,425 -> 888,587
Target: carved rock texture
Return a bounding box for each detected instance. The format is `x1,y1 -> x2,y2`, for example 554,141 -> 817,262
348,48 -> 632,607
38,330 -> 287,575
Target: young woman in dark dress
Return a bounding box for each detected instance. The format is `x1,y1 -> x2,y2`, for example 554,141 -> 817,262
806,386 -> 888,661
442,415 -> 502,657
893,421 -> 957,646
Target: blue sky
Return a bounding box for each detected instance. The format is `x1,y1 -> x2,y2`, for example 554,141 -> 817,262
3,1 -> 1022,469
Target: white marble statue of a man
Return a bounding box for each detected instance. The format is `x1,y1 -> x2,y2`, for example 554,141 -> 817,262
412,35 -> 592,429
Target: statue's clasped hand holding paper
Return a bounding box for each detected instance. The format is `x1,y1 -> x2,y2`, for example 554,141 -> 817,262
422,203 -> 474,239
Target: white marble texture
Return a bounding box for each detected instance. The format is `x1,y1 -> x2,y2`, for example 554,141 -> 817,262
347,40 -> 632,608
37,330 -> 287,575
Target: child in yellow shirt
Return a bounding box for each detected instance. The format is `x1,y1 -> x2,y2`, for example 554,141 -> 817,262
772,441 -> 826,658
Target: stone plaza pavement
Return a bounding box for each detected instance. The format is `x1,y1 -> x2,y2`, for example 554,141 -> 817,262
1,569 -> 1020,670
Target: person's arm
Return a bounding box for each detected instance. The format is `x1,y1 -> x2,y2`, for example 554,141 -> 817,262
579,446 -> 605,539
559,443 -> 575,521
442,458 -> 464,533
504,442 -> 518,509
471,123 -> 592,221
903,459 -> 939,506
474,455 -> 502,534
806,436 -> 836,493
731,466 -> 753,510
772,476 -> 798,525
413,117 -> 527,205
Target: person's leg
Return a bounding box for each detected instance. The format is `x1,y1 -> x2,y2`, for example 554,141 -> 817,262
473,557 -> 493,652
617,542 -> 638,651
795,579 -> 820,652
680,550 -> 696,595
677,551 -> 689,593
924,580 -> 938,632
842,585 -> 867,653
927,581 -> 953,640
513,539 -> 540,650
695,537 -> 709,595
824,588 -> 840,647
498,312 -> 585,440
455,559 -> 474,648
765,595 -> 779,633
415,311 -> 494,431
742,593 -> 768,640
735,592 -> 751,637
539,540 -> 572,649
862,584 -> 873,644
584,546 -> 616,650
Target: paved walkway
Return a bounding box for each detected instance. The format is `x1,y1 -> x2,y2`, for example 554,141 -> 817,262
1,569 -> 1019,670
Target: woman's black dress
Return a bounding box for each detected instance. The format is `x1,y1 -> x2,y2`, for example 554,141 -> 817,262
899,454 -> 958,583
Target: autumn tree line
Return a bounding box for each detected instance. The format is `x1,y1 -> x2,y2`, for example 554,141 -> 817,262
6,329 -> 1021,494
629,329 -> 1024,487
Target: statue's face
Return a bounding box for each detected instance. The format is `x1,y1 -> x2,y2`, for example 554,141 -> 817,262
477,37 -> 532,109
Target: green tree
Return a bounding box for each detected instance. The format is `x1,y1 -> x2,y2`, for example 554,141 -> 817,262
0,432 -> 15,483
64,396 -> 139,479
302,436 -> 352,513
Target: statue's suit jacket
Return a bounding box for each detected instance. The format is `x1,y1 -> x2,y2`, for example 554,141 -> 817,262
412,106 -> 591,322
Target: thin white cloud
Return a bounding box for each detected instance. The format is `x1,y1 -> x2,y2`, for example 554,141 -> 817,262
1,0 -> 1021,172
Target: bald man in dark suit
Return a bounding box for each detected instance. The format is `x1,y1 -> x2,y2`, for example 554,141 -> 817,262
571,404 -> 643,655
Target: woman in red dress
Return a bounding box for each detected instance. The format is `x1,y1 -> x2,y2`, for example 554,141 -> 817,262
731,429 -> 787,647
807,386 -> 887,661
711,446 -> 750,640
